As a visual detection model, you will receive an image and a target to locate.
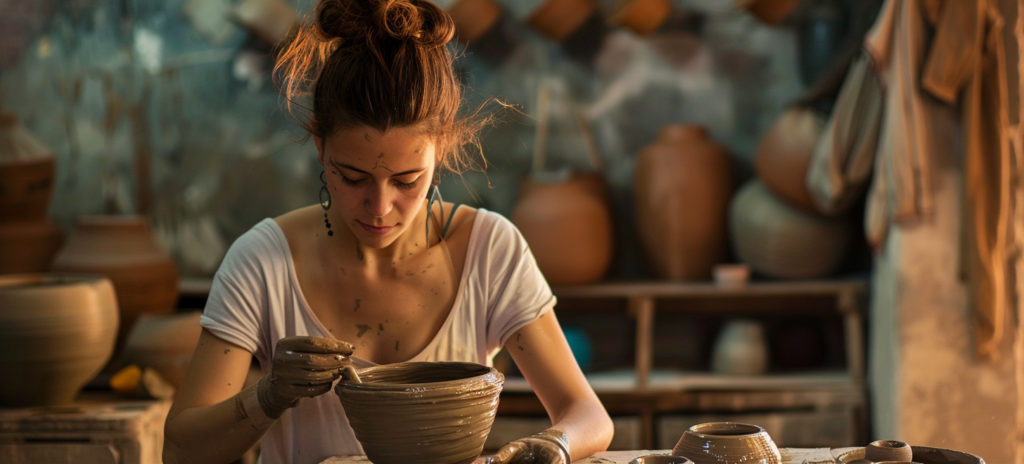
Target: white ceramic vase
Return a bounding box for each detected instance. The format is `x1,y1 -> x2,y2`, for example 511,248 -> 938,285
710,319 -> 768,376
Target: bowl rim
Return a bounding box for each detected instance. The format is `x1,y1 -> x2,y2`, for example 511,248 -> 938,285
335,361 -> 503,391
685,422 -> 768,438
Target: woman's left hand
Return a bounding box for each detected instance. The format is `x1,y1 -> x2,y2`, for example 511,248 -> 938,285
484,429 -> 570,464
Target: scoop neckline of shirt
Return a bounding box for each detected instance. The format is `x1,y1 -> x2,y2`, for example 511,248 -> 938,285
265,209 -> 487,366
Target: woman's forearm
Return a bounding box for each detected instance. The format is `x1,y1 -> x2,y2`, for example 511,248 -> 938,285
550,398 -> 614,462
163,381 -> 275,464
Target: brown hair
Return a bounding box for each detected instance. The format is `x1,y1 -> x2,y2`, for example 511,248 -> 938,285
275,0 -> 488,174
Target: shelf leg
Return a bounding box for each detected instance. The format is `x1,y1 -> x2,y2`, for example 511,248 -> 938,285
629,296 -> 655,390
839,291 -> 865,383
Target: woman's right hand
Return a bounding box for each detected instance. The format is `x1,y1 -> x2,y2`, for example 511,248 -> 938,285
256,336 -> 355,419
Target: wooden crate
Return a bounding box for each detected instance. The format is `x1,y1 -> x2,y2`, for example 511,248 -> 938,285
0,394 -> 171,464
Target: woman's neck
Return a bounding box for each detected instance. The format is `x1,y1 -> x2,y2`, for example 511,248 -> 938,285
331,199 -> 441,274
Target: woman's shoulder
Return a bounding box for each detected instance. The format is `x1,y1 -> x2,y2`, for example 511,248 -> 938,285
217,217 -> 289,277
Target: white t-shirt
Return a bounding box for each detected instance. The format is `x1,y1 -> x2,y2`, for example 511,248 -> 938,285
200,209 -> 555,464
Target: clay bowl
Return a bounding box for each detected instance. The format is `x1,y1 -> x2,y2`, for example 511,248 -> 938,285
836,446 -> 985,464
866,440 -> 913,462
335,362 -> 504,464
671,422 -> 781,464
0,274 -> 119,407
630,455 -> 694,464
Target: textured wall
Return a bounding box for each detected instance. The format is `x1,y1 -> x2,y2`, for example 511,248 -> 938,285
0,0 -> 803,277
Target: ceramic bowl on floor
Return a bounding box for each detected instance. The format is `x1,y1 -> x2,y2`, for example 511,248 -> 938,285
335,362 -> 504,464
671,422 -> 781,464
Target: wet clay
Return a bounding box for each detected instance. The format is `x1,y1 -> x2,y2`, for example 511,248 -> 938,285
866,440 -> 913,462
334,362 -> 504,464
671,422 -> 781,464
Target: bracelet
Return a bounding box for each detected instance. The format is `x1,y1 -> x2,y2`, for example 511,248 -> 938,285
531,429 -> 571,461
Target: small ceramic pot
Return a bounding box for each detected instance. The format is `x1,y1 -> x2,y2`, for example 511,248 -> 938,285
729,180 -> 850,279
710,319 -> 768,376
447,0 -> 503,44
736,0 -> 802,26
120,311 -> 202,390
866,440 -> 913,462
754,107 -> 826,214
630,455 -> 694,464
509,0 -> 597,42
0,274 -> 119,407
335,362 -> 504,464
608,0 -> 672,36
672,422 -> 781,464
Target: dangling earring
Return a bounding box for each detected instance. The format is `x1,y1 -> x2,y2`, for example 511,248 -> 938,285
425,174 -> 444,243
320,171 -> 333,237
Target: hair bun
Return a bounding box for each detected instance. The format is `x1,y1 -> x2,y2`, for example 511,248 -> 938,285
315,0 -> 453,48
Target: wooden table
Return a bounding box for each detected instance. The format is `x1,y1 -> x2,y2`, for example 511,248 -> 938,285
322,447 -> 861,464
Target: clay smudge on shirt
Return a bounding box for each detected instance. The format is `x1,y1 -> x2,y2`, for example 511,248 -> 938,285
356,324 -> 372,337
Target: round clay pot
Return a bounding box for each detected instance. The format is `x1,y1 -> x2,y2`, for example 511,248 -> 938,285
0,220 -> 63,274
608,0 -> 672,36
523,0 -> 597,42
448,0 -> 503,44
0,113 -> 56,224
0,274 -> 119,407
736,0 -> 802,26
729,180 -> 849,279
50,215 -> 179,365
710,319 -> 768,376
335,362 -> 504,464
635,125 -> 734,281
754,108 -> 826,214
866,440 -> 913,462
672,422 -> 781,464
120,311 -> 202,390
511,172 -> 614,285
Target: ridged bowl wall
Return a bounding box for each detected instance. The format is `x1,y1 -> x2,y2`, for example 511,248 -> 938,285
672,422 -> 781,464
335,362 -> 504,464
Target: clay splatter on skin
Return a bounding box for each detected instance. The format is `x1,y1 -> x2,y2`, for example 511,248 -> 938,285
354,299 -> 361,311
378,323 -> 384,331
395,341 -> 400,351
356,244 -> 364,261
372,153 -> 393,172
364,132 -> 372,142
224,349 -> 230,354
405,271 -> 414,277
356,324 -> 372,337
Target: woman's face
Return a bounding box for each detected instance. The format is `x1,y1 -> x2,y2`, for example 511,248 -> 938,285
315,125 -> 436,249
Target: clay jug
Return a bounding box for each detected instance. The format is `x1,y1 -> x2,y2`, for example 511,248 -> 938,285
0,274 -> 119,406
729,180 -> 849,279
51,216 -> 179,365
120,311 -> 202,390
511,171 -> 613,285
710,319 -> 768,376
755,107 -> 826,214
0,112 -> 63,273
634,125 -> 733,281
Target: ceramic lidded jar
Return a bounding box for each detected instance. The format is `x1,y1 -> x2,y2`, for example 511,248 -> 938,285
634,125 -> 734,281
754,107 -> 826,214
0,112 -> 63,274
50,216 -> 179,365
335,362 -> 504,464
0,274 -> 119,407
511,171 -> 614,285
729,180 -> 849,279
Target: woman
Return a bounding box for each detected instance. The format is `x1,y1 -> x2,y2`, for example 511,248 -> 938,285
162,0 -> 613,463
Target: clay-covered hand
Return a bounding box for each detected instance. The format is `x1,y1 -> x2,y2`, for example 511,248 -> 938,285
256,336 -> 354,419
487,429 -> 570,464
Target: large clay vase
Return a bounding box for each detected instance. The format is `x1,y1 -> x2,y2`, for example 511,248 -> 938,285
511,172 -> 613,285
634,125 -> 733,281
120,311 -> 202,390
0,112 -> 63,273
50,216 -> 180,366
0,274 -> 119,407
754,107 -> 826,214
729,180 -> 850,279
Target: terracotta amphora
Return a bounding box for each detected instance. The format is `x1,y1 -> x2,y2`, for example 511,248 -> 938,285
511,171 -> 613,286
754,107 -> 826,214
50,216 -> 179,366
729,180 -> 849,279
0,274 -> 119,407
634,125 -> 733,281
